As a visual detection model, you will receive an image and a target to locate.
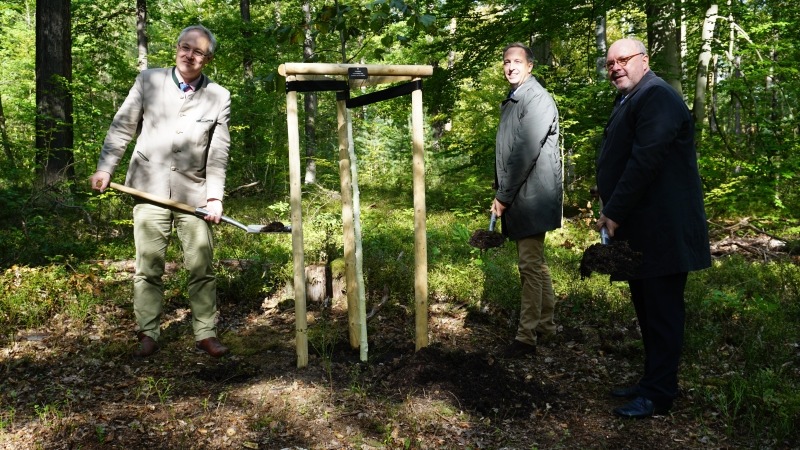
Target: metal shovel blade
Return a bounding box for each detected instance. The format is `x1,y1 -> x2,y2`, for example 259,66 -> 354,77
195,207 -> 291,233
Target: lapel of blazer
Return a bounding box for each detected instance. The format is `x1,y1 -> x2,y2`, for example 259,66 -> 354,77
599,71 -> 658,162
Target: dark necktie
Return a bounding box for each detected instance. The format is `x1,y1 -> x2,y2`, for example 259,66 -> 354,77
179,82 -> 192,92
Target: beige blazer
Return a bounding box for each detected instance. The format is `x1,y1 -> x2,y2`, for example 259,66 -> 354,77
97,67 -> 231,207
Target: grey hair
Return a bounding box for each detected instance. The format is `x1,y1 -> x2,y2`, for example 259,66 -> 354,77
177,25 -> 218,58
503,42 -> 535,64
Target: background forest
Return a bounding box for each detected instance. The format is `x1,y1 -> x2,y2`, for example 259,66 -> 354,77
1,0 -> 800,449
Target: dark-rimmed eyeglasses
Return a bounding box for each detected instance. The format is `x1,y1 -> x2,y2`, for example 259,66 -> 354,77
177,43 -> 208,59
605,52 -> 644,70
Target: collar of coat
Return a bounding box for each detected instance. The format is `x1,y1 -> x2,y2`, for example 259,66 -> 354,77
613,70 -> 657,107
171,67 -> 206,92
502,76 -> 538,105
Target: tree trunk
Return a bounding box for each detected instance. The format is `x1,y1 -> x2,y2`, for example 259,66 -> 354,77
530,35 -> 551,90
240,0 -> 258,158
595,13 -> 608,81
693,4 -> 718,127
646,0 -> 682,95
0,93 -> 14,167
136,0 -> 148,72
35,0 -> 74,185
303,0 -> 318,184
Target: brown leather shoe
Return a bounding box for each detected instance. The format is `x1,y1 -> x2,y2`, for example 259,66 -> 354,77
195,337 -> 229,358
134,332 -> 159,357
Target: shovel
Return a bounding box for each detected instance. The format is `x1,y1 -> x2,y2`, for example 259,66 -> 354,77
468,212 -> 506,249
108,182 -> 290,233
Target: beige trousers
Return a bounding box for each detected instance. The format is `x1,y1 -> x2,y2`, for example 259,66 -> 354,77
515,232 -> 557,345
132,203 -> 218,342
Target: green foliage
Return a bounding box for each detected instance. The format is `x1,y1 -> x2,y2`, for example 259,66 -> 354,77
0,264 -> 105,331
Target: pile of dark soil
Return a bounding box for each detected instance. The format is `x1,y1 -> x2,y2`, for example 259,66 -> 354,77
580,241 -> 642,280
259,221 -> 289,232
469,230 -> 506,249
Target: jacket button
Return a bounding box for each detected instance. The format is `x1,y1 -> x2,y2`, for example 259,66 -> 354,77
171,166 -> 177,171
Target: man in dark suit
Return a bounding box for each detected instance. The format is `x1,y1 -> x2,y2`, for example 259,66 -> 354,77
596,38 -> 711,418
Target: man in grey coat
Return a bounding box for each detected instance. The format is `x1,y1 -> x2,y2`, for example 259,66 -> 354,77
90,25 -> 231,358
597,38 -> 711,418
492,42 -> 563,358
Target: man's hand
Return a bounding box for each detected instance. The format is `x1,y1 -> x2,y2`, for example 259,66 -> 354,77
491,198 -> 507,217
89,171 -> 111,192
596,213 -> 619,237
204,199 -> 223,224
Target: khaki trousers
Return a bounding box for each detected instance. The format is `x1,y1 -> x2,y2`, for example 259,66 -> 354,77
515,232 -> 557,345
133,203 -> 218,342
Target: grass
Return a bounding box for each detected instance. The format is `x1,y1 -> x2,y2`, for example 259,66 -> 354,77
1,182 -> 799,445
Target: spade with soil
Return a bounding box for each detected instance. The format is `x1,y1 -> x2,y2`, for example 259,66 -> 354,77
108,182 -> 290,234
579,227 -> 642,280
469,213 -> 506,249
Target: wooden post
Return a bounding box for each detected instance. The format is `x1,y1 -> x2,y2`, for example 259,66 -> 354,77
279,62 -> 434,357
411,79 -> 429,350
286,77 -> 309,368
336,99 -> 360,349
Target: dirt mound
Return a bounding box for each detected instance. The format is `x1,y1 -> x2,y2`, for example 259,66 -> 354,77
369,344 -> 555,418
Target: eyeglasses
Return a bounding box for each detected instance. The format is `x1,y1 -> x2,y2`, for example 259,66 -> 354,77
178,43 -> 208,59
605,52 -> 644,70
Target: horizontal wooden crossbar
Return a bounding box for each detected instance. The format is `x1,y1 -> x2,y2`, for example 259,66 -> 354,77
279,62 -> 433,77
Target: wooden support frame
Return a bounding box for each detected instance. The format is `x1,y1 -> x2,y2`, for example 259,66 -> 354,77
280,63 -> 433,368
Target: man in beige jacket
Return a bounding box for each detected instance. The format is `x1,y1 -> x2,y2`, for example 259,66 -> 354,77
90,25 -> 231,358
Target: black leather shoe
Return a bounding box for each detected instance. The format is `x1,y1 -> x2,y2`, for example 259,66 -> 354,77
134,332 -> 159,358
610,385 -> 640,398
499,340 -> 536,358
612,396 -> 669,419
195,337 -> 230,358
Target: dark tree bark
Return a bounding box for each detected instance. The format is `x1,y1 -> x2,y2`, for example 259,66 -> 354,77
0,93 -> 14,167
646,0 -> 682,95
303,0 -> 318,185
240,0 -> 258,158
35,0 -> 74,184
136,0 -> 148,72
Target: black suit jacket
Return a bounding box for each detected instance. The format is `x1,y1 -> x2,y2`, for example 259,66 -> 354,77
597,71 -> 711,279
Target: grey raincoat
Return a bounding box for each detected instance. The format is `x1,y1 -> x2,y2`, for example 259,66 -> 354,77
495,76 -> 563,240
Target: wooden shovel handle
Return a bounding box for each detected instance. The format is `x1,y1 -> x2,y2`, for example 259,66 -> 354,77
109,182 -> 196,215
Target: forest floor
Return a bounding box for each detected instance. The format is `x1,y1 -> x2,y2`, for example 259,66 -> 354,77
0,228 -> 793,449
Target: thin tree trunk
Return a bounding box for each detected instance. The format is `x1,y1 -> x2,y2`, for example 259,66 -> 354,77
595,13 -> 607,80
693,4 -> 718,127
241,0 -> 257,158
0,93 -> 14,167
136,0 -> 148,72
303,0 -> 318,184
35,0 -> 74,185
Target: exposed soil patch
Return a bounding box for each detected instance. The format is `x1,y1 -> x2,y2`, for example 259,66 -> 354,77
0,290 -> 756,450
